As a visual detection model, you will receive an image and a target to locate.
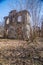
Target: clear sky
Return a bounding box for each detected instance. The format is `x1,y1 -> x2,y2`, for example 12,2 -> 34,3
0,0 -> 28,22
0,0 -> 43,26
0,0 -> 20,22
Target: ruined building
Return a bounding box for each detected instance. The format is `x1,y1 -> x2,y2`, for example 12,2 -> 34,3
4,10 -> 31,40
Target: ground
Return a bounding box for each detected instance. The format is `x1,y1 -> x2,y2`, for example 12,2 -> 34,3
0,37 -> 43,65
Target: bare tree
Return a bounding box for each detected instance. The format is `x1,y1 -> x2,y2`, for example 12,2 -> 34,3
25,0 -> 42,38
26,0 -> 42,27
8,0 -> 22,11
8,0 -> 42,26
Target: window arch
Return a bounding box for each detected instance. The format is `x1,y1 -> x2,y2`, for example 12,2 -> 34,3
18,16 -> 22,22
6,18 -> 9,24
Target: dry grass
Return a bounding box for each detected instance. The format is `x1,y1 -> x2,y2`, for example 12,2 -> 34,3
0,38 -> 43,65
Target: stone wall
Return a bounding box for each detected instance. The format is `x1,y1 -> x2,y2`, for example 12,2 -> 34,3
4,10 -> 31,40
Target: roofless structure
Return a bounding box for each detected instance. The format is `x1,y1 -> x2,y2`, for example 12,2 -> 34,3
4,10 -> 31,40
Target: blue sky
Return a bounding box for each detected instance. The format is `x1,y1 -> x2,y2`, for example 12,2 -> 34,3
0,0 -> 27,22
0,0 -> 43,26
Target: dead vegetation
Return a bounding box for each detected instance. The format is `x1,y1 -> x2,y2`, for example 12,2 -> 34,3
0,38 -> 43,65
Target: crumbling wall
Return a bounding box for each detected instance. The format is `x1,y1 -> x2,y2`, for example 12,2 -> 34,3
4,10 -> 31,40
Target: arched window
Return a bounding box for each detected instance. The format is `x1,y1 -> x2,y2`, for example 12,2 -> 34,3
18,16 -> 22,22
6,18 -> 9,24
